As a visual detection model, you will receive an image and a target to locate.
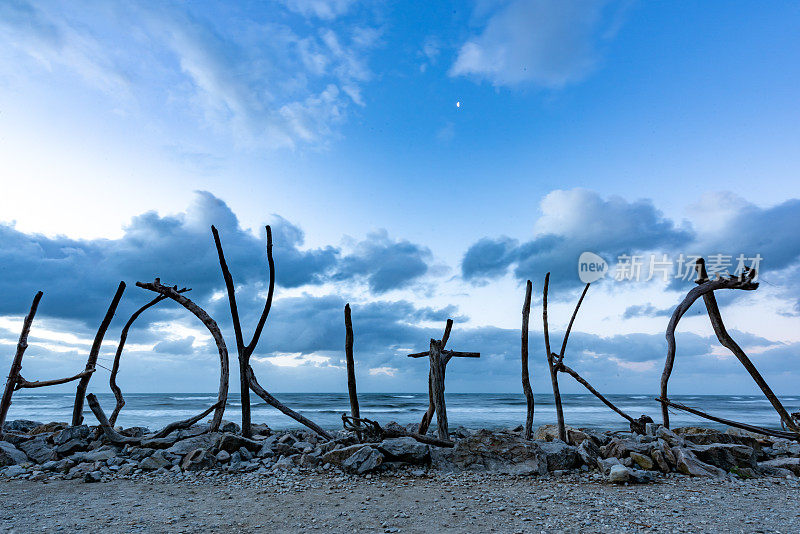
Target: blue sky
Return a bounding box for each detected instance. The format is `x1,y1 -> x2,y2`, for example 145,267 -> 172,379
1,0 -> 800,397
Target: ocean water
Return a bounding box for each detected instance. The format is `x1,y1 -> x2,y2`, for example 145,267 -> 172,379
5,393 -> 799,433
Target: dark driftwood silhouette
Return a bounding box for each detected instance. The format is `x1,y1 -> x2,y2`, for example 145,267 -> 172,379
72,281 -> 126,426
212,225 -> 331,440
660,258 -> 799,436
344,304 -> 360,437
109,289 -> 190,426
87,393 -> 142,445
521,280 -> 534,439
1,292 -> 96,437
246,366 -> 333,440
408,319 -> 480,441
656,398 -> 798,440
542,273 -> 566,441
136,279 -> 229,432
543,274 -> 644,438
342,414 -> 454,448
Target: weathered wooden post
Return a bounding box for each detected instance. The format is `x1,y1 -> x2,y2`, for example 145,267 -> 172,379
344,304 -> 360,436
408,319 -> 479,441
521,280 -> 534,439
72,281 -> 126,426
0,292 -> 42,436
1,292 -> 96,437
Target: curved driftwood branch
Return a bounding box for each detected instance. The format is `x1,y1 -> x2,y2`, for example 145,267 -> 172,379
109,290 -> 189,426
656,398 -> 799,441
542,273 -> 566,441
660,262 -> 759,428
150,401 -> 221,439
16,369 -> 94,390
693,260 -> 799,433
558,363 -> 635,425
343,414 -> 454,448
72,281 -> 126,426
557,283 -> 590,364
86,393 -> 142,445
213,225 -> 275,438
344,304 -> 360,438
521,280 -> 534,439
246,365 -> 332,440
0,291 -> 43,436
136,279 -> 229,431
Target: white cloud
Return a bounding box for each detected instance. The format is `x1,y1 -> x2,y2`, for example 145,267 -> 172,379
369,366 -> 397,377
450,0 -> 619,87
0,1 -> 379,150
280,0 -> 356,20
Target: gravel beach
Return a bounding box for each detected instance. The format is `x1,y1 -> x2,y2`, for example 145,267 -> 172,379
2,469 -> 799,533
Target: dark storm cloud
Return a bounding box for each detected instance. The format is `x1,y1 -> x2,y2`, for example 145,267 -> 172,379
0,192 -> 434,325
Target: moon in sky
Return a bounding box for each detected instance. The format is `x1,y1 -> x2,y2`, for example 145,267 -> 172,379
456,101 -> 461,108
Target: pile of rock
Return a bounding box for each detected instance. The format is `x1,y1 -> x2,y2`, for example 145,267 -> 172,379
1,419 -> 798,484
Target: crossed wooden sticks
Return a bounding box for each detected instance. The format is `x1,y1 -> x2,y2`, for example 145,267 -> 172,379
408,319 -> 480,441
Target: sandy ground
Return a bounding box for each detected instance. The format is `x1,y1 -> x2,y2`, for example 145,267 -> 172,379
1,470 -> 799,533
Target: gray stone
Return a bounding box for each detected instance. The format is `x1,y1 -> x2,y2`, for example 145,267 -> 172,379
256,435 -> 279,458
651,449 -> 670,473
538,440 -> 579,471
293,441 -> 314,452
54,425 -> 89,445
597,457 -> 621,476
2,420 -> 42,433
18,436 -> 56,464
673,447 -> 725,477
378,437 -> 431,464
181,449 -> 215,471
55,438 -> 87,456
689,443 -> 757,471
607,464 -> 630,483
601,438 -> 650,459
342,445 -> 384,474
1,465 -> 26,477
451,429 -> 547,476
577,439 -> 601,467
166,433 -> 220,456
630,451 -> 654,470
534,424 -> 590,445
219,421 -> 240,434
320,444 -> 367,466
0,441 -> 28,466
215,450 -> 231,463
80,447 -> 118,462
139,451 -> 172,470
759,457 -> 800,476
117,464 -> 135,476
176,424 -> 210,439
216,433 -> 261,453
84,471 -> 102,483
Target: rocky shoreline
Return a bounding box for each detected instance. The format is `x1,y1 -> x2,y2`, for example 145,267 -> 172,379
1,419 -> 799,485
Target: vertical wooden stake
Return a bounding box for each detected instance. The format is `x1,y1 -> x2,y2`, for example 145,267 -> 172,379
344,304 -> 360,434
72,281 -> 126,426
543,273 -> 566,442
521,280 -> 534,439
0,291 -> 42,437
429,339 -> 448,440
